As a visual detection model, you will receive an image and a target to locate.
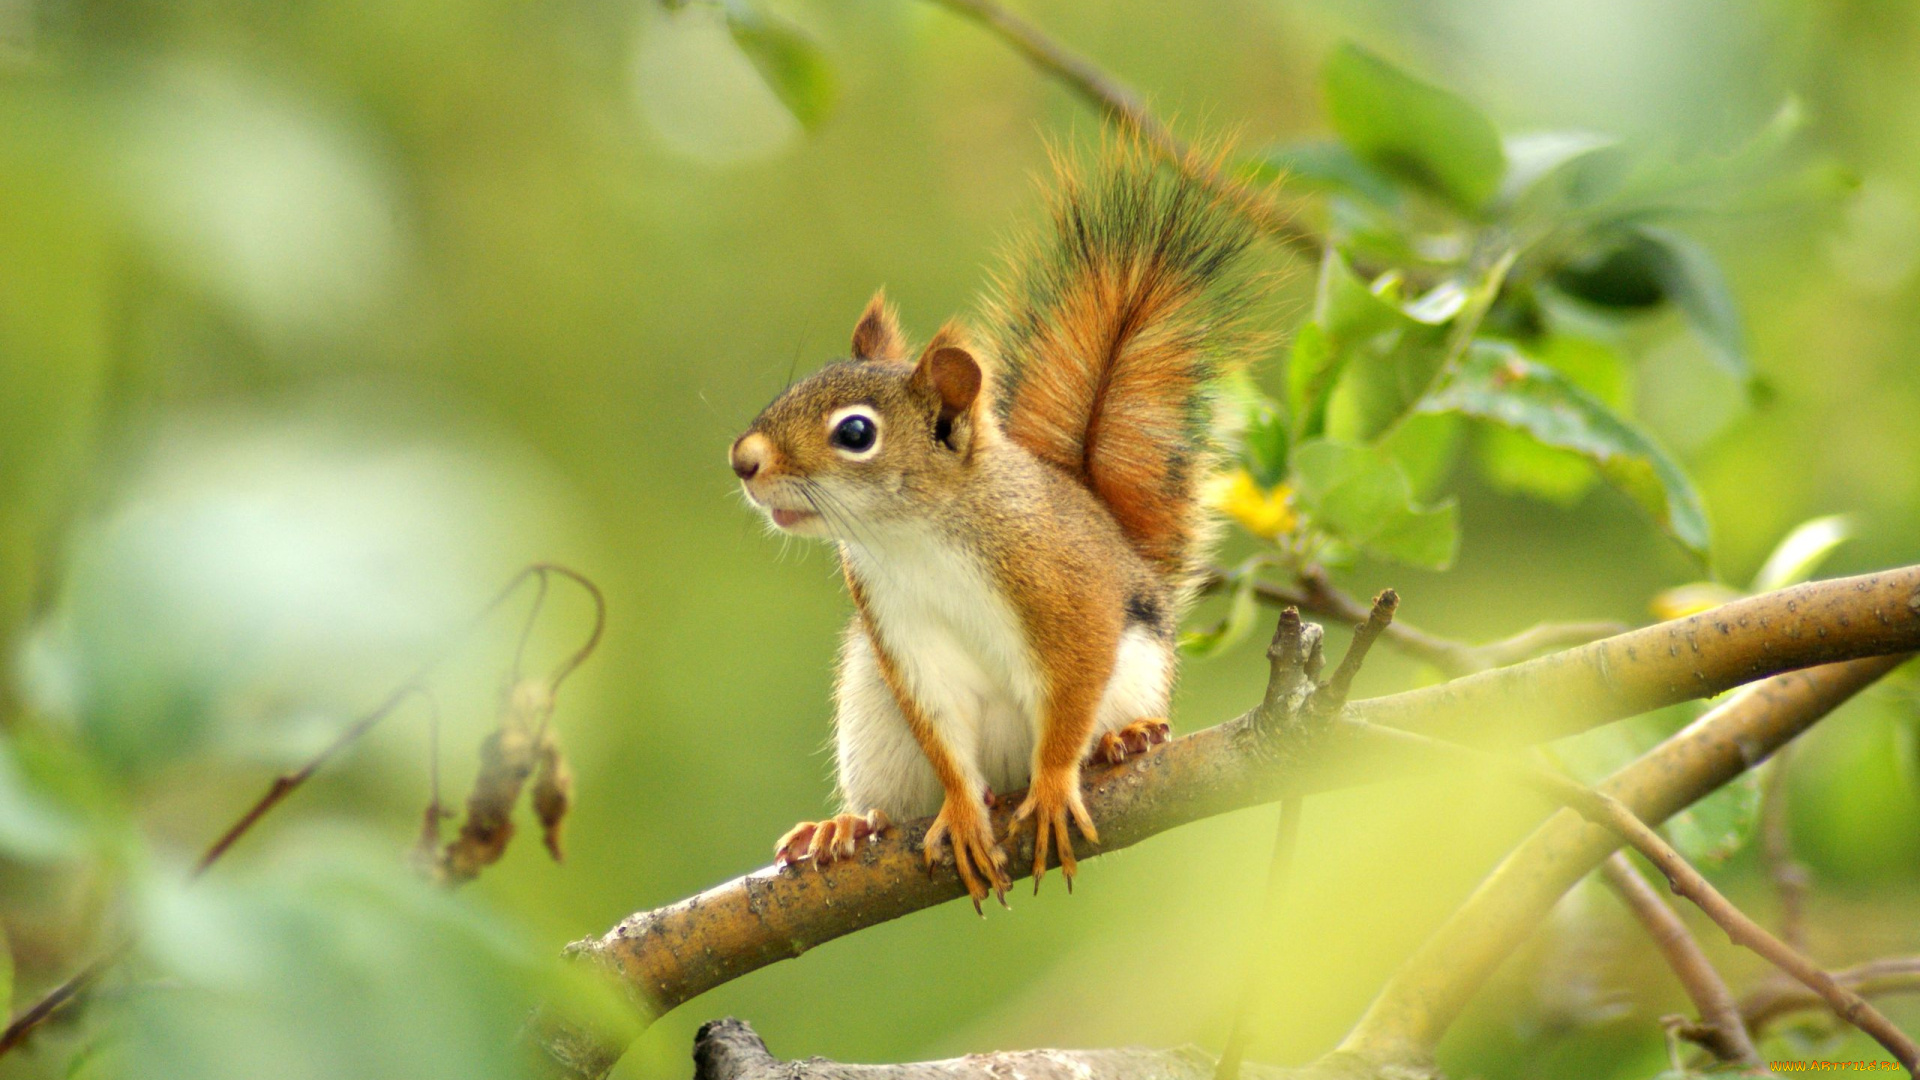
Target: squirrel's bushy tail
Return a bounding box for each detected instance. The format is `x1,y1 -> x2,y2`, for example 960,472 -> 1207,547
983,150 -> 1258,581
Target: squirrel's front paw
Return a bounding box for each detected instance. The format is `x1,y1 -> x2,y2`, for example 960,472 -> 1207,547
1092,718 -> 1171,766
1012,767 -> 1098,893
774,809 -> 890,870
923,796 -> 1010,912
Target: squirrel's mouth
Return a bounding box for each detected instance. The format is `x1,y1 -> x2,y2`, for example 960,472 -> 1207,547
768,507 -> 819,530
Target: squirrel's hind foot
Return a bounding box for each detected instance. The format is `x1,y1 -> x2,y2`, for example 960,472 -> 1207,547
1092,719 -> 1171,766
923,796 -> 1010,913
1012,768 -> 1099,894
774,809 -> 890,870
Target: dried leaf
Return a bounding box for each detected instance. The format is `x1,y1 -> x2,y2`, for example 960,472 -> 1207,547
532,737 -> 573,863
437,679 -> 553,884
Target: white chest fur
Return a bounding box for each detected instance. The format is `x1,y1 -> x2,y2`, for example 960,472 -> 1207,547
841,526 -> 1176,797
843,527 -> 1043,793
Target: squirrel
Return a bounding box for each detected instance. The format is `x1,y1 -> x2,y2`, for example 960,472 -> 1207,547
729,152 -> 1258,908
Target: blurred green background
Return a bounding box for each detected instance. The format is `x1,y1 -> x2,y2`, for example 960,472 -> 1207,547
2,1 -> 1918,1078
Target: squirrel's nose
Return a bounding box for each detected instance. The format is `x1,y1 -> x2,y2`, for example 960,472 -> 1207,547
731,433 -> 772,480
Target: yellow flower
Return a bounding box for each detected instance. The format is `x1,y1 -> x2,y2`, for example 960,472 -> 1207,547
1207,469 -> 1297,541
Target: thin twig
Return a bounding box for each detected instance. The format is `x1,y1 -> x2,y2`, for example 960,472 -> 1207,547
1346,720 -> 1920,1073
1216,795 -> 1305,1080
923,0 -> 1320,258
1321,589 -> 1397,706
1760,743 -> 1811,952
514,570 -> 552,684
1598,852 -> 1762,1067
194,684 -> 438,876
1744,956 -> 1920,1036
1338,654 -> 1908,1067
0,562 -> 606,1059
1208,566 -> 1628,678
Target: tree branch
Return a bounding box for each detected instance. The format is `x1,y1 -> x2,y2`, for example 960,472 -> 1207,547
527,568 -> 1920,1079
687,1017 -> 1337,1080
1341,721 -> 1908,1067
1598,852 -> 1761,1067
1335,652 -> 1911,1069
1208,566 -> 1629,678
922,0 -> 1320,258
1743,957 -> 1920,1037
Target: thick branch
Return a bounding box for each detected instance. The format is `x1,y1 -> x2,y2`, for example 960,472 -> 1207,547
1355,567 -> 1920,743
1336,653 -> 1910,1067
688,1017 -> 1344,1080
536,570 -> 1920,1078
1345,720 -> 1915,1070
1598,853 -> 1761,1067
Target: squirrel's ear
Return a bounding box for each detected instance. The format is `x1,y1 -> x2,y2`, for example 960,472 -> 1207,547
911,324 -> 983,435
850,290 -> 907,363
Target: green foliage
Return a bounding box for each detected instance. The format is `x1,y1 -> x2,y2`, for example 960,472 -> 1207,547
722,2 -> 838,132
1751,514 -> 1855,593
1213,44 -> 1841,578
91,842 -> 636,1080
1420,343 -> 1709,560
1664,771 -> 1762,868
1179,559 -> 1262,658
1291,440 -> 1459,569
1240,402 -> 1291,490
1322,44 -> 1506,213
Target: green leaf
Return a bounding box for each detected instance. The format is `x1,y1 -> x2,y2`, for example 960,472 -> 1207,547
1323,43 -> 1506,213
1666,770 -> 1761,867
1241,140 -> 1402,208
1311,251 -> 1452,443
1551,235 -> 1667,310
1286,322 -> 1337,440
1291,439 -> 1459,569
724,4 -> 838,132
1379,411 -> 1463,499
1240,402 -> 1290,489
1421,343 -> 1710,560
1750,514 -> 1854,593
115,841 -> 639,1080
1473,335 -> 1629,505
1635,225 -> 1751,382
1496,130 -> 1617,215
1477,424 -> 1596,505
1179,564 -> 1260,658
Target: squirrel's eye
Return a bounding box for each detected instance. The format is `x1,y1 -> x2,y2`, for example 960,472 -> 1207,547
830,413 -> 878,453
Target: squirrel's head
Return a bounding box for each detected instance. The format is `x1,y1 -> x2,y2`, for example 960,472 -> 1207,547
730,291 -> 990,541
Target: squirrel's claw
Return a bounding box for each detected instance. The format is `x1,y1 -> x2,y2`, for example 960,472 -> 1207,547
774,809 -> 890,871
924,797 -> 1010,912
1093,718 -> 1171,766
1013,770 -> 1099,893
